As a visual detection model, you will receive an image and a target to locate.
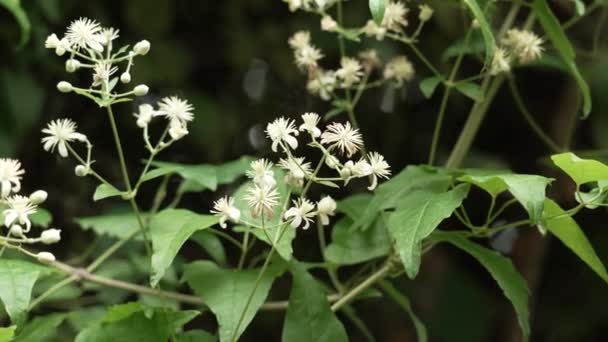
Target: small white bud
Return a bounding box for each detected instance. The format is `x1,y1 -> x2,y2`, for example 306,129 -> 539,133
36,252 -> 56,263
9,225 -> 24,238
325,155 -> 339,169
321,16 -> 338,32
120,72 -> 131,84
418,5 -> 434,22
75,165 -> 88,177
133,40 -> 151,55
133,84 -> 149,96
29,190 -> 48,205
57,81 -> 73,93
40,229 -> 61,244
65,59 -> 81,73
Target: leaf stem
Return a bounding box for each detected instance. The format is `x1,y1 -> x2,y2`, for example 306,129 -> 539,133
330,262 -> 392,312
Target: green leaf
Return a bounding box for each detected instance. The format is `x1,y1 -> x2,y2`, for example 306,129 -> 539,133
388,185 -> 470,278
0,259 -> 53,325
103,302 -> 144,323
149,209 -> 217,286
139,167 -> 178,183
0,326 -> 15,342
29,208 -> 52,228
369,0 -> 387,25
177,330 -> 217,342
462,0 -> 495,67
0,0 -> 30,48
13,314 -> 65,342
75,213 -> 139,239
183,261 -> 285,342
454,81 -> 484,102
337,193 -> 373,221
533,0 -> 591,117
191,231 -> 228,266
353,165 -> 453,230
458,173 -> 552,224
543,199 -> 608,284
93,184 -> 124,201
419,76 -> 443,99
431,231 -> 530,340
551,152 -> 608,185
325,216 -> 391,265
281,261 -> 348,342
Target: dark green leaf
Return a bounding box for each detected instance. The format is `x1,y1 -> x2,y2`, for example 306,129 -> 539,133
191,231 -> 228,266
103,302 -> 144,323
75,213 -> 139,239
325,216 -> 391,265
14,314 -> 65,342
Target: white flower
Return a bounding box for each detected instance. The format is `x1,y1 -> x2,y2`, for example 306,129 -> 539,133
40,229 -> 62,244
283,0 -> 311,12
0,159 -> 24,198
352,159 -> 373,177
295,44 -> 324,70
36,252 -> 56,263
168,119 -> 189,140
363,20 -> 387,40
134,104 -> 156,128
98,27 -> 119,46
279,157 -> 312,180
321,122 -> 364,157
307,69 -> 337,100
92,63 -> 118,87
284,198 -> 316,229
299,112 -> 321,137
245,185 -> 280,218
336,57 -> 363,88
490,47 -> 511,75
321,16 -> 338,32
158,96 -> 195,124
29,190 -> 48,205
45,33 -> 70,56
384,56 -> 415,86
418,4 -> 434,22
288,31 -> 311,50
359,49 -> 381,70
246,159 -> 276,188
383,1 -> 409,30
210,196 -> 241,228
502,29 -> 544,64
41,119 -> 88,158
266,117 -> 299,152
133,40 -> 151,55
316,196 -> 336,225
367,152 -> 391,190
65,17 -> 104,52
3,195 -> 37,231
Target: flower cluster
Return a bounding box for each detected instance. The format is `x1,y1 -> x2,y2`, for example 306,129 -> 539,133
490,28 -> 544,76
363,2 -> 433,40
0,159 -> 62,262
211,113 -> 391,230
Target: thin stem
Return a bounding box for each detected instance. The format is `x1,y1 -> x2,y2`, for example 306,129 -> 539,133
66,144 -> 113,186
238,230 -> 251,269
106,106 -> 132,192
331,262 -> 392,312
317,219 -> 344,293
428,87 -> 452,165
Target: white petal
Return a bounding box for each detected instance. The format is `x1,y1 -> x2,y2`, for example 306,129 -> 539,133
58,142 -> 69,158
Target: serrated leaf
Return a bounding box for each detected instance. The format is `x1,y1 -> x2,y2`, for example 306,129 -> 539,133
419,76 -> 443,99
93,184 -> 124,201
551,152 -> 608,186
454,81 -> 484,102
388,185 -> 470,278
0,0 -> 31,48
183,261 -> 286,342
0,259 -> 53,325
458,173 -> 552,224
325,216 -> 391,265
369,0 -> 387,25
462,0 -> 495,67
543,199 -> 608,284
149,209 -> 217,286
431,231 -> 530,340
13,313 -> 65,342
533,0 -> 591,117
75,213 -> 139,239
281,261 -> 348,342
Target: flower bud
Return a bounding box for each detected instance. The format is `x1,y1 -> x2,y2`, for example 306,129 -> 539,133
57,81 -> 73,93
133,40 -> 151,55
325,155 -> 339,169
65,59 -> 81,72
75,165 -> 88,177
133,84 -> 149,96
9,225 -> 24,238
120,72 -> 131,84
418,5 -> 434,22
36,252 -> 56,263
321,16 -> 338,32
29,190 -> 48,205
40,229 -> 61,244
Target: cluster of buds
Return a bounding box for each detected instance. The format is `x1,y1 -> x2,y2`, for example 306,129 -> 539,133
283,0 -> 337,12
363,2 -> 433,40
45,17 -> 151,105
0,159 -> 61,262
490,28 -> 544,76
211,113 -> 391,230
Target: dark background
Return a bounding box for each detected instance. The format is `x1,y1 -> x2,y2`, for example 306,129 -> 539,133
1,0 -> 607,341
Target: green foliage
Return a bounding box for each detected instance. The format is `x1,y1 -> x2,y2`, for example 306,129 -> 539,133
419,76 -> 443,99
0,326 -> 15,342
325,216 -> 391,266
462,0 -> 495,67
75,213 -> 139,239
183,261 -> 286,342
13,313 -> 66,342
176,330 -> 217,342
149,209 -> 217,286
93,184 -> 124,201
368,0 -> 387,25
0,0 -> 30,48
282,261 -> 348,342
432,231 -> 530,340
454,81 -> 484,102
551,152 -> 608,186
190,231 -> 228,266
388,184 -> 470,278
